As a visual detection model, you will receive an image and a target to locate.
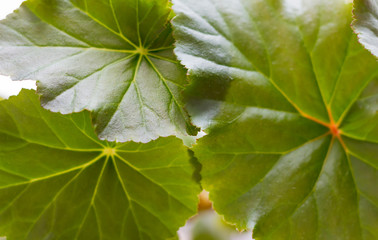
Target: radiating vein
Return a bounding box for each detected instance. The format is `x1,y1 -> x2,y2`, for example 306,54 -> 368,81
115,153 -> 194,211
71,1 -> 138,48
145,56 -> 189,128
47,54 -> 135,103
264,137 -> 335,239
112,156 -> 143,240
133,55 -> 148,130
0,153 -> 105,190
23,166 -> 88,238
74,157 -> 109,240
345,150 -> 364,239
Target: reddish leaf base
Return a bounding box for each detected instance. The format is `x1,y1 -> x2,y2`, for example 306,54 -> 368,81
302,108 -> 347,151
329,122 -> 340,137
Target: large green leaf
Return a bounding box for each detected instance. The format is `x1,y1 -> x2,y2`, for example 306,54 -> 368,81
172,0 -> 378,239
0,0 -> 198,143
0,89 -> 200,240
353,0 -> 378,57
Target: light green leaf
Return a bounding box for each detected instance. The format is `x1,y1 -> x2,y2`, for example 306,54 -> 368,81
353,0 -> 378,57
0,0 -> 198,143
0,89 -> 200,240
172,0 -> 378,239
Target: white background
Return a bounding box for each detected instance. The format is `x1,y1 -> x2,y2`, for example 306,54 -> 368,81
0,0 -> 36,99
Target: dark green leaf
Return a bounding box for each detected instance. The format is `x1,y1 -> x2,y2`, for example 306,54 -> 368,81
172,0 -> 378,239
353,0 -> 378,57
0,0 -> 198,142
0,89 -> 200,240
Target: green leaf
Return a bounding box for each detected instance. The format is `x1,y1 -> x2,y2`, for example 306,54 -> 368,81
0,0 -> 198,143
0,89 -> 200,240
353,0 -> 378,57
172,0 -> 378,239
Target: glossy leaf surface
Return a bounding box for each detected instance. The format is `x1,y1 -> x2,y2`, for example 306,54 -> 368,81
172,0 -> 378,239
0,0 -> 198,142
0,90 -> 200,240
353,0 -> 378,57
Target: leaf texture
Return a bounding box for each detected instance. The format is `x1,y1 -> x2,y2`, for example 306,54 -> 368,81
0,90 -> 200,240
0,0 -> 198,143
172,0 -> 378,239
353,0 -> 378,57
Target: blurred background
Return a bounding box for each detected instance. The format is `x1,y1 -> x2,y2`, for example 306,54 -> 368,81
179,191 -> 251,240
0,1 -> 252,239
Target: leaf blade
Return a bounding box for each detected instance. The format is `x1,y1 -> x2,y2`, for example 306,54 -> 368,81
0,90 -> 200,240
0,0 -> 198,142
172,0 -> 378,239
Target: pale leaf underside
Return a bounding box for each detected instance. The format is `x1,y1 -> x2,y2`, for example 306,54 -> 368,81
0,0 -> 198,143
353,0 -> 378,57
